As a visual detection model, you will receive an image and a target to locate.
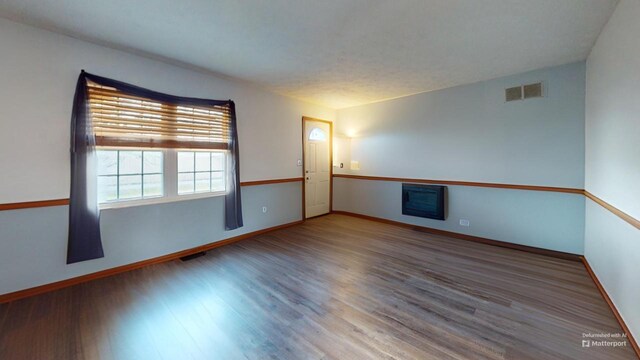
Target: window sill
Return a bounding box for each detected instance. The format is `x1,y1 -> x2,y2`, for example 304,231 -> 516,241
99,191 -> 226,210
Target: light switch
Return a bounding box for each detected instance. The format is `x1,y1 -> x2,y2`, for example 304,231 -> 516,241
350,161 -> 360,170
297,159 -> 302,166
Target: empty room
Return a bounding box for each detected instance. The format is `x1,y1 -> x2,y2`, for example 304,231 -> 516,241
0,0 -> 638,359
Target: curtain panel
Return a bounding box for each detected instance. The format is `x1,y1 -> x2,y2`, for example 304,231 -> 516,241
67,71 -> 243,264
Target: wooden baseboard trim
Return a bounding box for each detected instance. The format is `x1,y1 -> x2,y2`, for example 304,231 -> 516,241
0,220 -> 303,304
332,210 -> 581,262
581,256 -> 640,358
332,174 -> 584,194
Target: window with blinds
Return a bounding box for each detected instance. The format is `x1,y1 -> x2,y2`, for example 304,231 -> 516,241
87,81 -> 231,149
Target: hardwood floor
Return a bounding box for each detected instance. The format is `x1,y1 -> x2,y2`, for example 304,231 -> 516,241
0,214 -> 636,359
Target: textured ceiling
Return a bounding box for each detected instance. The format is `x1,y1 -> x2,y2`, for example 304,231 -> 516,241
0,0 -> 618,109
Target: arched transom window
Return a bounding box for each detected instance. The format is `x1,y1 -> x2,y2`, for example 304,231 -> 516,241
309,128 -> 327,141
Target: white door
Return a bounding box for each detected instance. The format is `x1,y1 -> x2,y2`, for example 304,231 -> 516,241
304,119 -> 331,218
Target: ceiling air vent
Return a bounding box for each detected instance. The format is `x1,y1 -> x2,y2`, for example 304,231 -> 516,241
523,82 -> 543,99
505,86 -> 523,102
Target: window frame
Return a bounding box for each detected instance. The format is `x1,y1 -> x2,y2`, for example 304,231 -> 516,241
98,147 -> 228,210
96,148 -> 165,204
177,150 -> 227,196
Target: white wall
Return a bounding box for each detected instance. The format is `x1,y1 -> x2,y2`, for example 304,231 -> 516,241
585,0 -> 640,219
0,17 -> 335,204
333,62 -> 587,253
585,0 -> 640,340
332,135 -> 351,172
0,18 -> 334,295
336,62 -> 586,188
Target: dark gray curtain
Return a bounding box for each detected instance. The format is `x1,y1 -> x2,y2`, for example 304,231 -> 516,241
68,72 -> 103,264
225,101 -> 243,229
67,71 -> 243,264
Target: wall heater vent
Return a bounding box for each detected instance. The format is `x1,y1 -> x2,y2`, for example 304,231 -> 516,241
505,82 -> 544,102
505,86 -> 523,102
523,82 -> 543,99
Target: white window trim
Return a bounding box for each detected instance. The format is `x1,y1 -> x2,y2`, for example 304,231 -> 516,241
98,190 -> 227,210
98,148 -> 228,210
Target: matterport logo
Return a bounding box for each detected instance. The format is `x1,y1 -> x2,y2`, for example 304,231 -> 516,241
582,332 -> 628,348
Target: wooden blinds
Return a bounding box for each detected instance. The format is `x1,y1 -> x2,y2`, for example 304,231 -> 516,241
87,81 -> 231,149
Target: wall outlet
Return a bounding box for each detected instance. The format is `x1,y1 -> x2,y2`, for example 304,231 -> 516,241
459,219 -> 470,227
262,206 -> 268,213
297,159 -> 302,166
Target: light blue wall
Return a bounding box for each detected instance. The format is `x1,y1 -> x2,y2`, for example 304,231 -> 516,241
584,200 -> 640,337
336,62 -> 586,189
0,18 -> 331,298
334,178 -> 585,254
333,62 -> 587,254
0,182 -> 301,295
584,0 -> 640,340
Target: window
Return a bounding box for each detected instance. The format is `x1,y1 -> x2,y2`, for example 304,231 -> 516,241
309,127 -> 327,141
97,150 -> 163,203
178,151 -> 226,195
88,81 -> 232,207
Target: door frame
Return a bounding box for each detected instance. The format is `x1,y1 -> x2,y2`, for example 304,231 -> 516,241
301,116 -> 333,220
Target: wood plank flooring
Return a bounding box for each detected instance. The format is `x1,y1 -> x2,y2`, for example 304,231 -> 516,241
0,214 -> 636,359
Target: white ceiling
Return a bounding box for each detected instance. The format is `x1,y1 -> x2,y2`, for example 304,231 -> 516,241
0,0 -> 618,109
